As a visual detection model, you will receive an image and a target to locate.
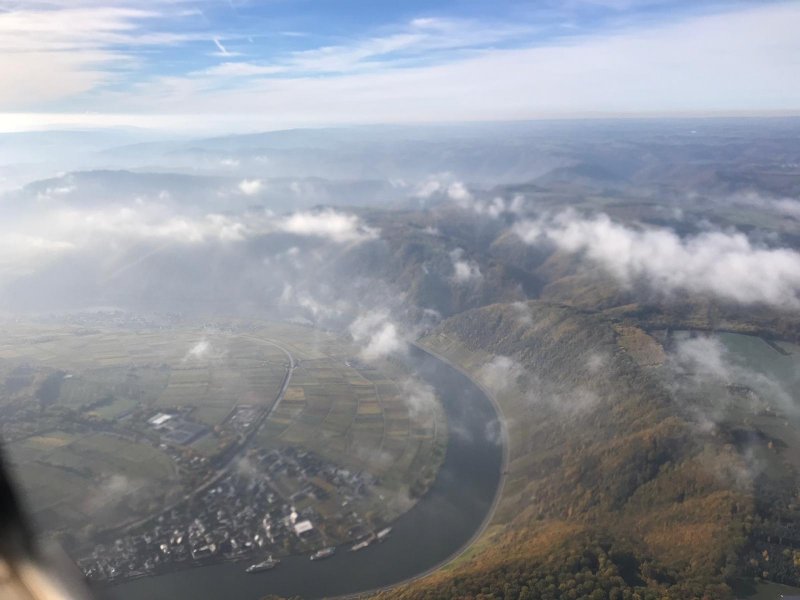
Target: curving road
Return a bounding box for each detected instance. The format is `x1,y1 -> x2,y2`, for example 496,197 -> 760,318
107,343 -> 506,600
119,335 -> 296,535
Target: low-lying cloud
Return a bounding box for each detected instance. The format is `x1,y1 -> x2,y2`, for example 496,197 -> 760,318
280,284 -> 354,323
668,333 -> 795,425
446,181 -> 471,202
509,301 -> 533,326
183,339 -> 229,363
727,192 -> 800,221
0,199 -> 379,286
514,211 -> 800,308
185,339 -> 212,360
449,248 -> 482,283
477,355 -> 524,396
478,354 -> 600,416
401,378 -> 438,420
453,192 -> 526,219
238,178 -> 263,196
277,209 -> 379,244
348,310 -> 405,361
86,474 -> 138,513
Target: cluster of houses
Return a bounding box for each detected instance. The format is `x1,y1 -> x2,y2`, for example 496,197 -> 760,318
76,446 -> 376,582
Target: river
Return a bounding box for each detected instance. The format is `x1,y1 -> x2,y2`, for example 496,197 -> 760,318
686,332 -> 800,599
100,345 -> 505,600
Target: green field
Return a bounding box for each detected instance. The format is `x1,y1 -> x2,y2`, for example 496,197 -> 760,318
8,430 -> 179,531
0,319 -> 445,538
260,355 -> 443,491
0,326 -> 290,426
253,325 -> 446,518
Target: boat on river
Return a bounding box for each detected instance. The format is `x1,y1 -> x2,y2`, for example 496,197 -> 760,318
350,534 -> 375,552
310,547 -> 336,561
245,556 -> 280,573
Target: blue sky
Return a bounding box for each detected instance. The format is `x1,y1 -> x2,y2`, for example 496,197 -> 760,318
0,0 -> 798,132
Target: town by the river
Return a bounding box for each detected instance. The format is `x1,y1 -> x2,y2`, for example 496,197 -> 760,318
101,346 -> 506,600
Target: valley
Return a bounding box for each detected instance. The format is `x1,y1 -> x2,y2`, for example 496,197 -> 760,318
2,118 -> 800,600
0,318 -> 446,585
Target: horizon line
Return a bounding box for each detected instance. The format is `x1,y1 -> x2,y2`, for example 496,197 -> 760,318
1,110 -> 800,136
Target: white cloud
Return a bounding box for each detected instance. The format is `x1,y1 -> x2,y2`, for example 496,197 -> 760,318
278,17 -> 533,75
478,355 -> 524,396
728,192 -> 800,221
51,206 -> 247,243
349,310 -> 405,361
411,177 -> 487,213
586,352 -> 608,374
510,301 -> 533,326
279,285 -> 352,321
0,200 -> 380,284
451,191 -> 526,218
287,32 -> 425,73
671,336 -> 733,382
361,323 -> 402,361
478,353 -> 600,415
449,248 -> 482,283
212,37 -> 232,57
413,177 -> 445,199
0,233 -> 75,279
420,174 -> 525,218
185,339 -> 212,360
0,5 -> 201,110
183,338 -> 229,363
87,473 -> 138,512
514,211 -> 800,308
35,183 -> 76,201
446,181 -> 471,202
277,209 -> 379,244
7,3 -> 800,131
771,199 -> 800,219
238,178 -> 263,196
668,333 -> 796,431
204,62 -> 286,77
401,378 -> 438,420
0,204 -> 251,282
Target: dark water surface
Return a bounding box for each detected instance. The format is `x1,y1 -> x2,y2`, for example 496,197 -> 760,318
103,346 -> 504,600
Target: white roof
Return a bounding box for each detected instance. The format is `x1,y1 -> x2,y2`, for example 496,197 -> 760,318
294,520 -> 313,534
149,413 -> 173,426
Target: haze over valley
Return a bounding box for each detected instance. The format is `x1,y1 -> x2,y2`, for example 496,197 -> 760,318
0,118 -> 799,600
2,1 -> 800,599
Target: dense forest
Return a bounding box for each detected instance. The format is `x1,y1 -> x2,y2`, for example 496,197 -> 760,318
370,299 -> 800,599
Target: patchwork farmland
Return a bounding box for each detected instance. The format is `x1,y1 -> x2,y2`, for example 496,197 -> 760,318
0,319 -> 445,549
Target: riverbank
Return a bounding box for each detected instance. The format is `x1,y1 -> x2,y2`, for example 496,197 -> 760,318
333,341 -> 511,600
103,345 -> 506,600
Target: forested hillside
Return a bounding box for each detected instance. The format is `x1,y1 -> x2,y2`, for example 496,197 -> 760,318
374,301 -> 767,599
